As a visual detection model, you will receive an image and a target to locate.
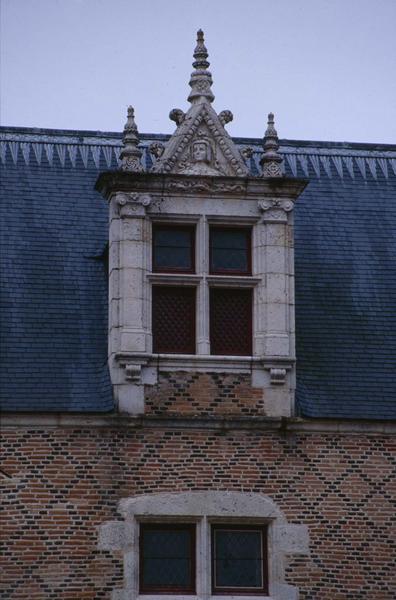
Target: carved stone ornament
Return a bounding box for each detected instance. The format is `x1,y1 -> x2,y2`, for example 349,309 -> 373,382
150,31 -> 249,178
169,109 -> 186,125
125,364 -> 142,383
260,112 -> 284,178
119,106 -> 144,173
149,142 -> 165,158
258,198 -> 294,213
167,179 -> 245,194
269,368 -> 287,385
117,192 -> 151,218
218,110 -> 233,126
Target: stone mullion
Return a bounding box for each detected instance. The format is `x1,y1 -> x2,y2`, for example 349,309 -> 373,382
197,216 -> 210,354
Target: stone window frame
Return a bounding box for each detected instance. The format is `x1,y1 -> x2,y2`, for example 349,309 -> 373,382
98,491 -> 309,600
148,213 -> 261,359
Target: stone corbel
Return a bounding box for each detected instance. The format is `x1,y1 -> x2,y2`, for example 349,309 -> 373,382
124,364 -> 142,383
258,198 -> 294,223
116,353 -> 150,385
116,192 -> 152,218
263,360 -> 293,385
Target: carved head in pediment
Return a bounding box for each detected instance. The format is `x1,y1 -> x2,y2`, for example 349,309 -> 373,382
191,135 -> 213,165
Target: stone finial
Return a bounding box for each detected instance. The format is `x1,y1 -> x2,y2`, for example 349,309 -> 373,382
120,106 -> 144,172
260,112 -> 284,177
188,29 -> 215,104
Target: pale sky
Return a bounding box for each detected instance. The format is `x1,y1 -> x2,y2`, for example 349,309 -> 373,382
1,0 -> 395,144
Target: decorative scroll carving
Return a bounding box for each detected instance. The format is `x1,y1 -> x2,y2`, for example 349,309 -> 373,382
258,198 -> 294,213
117,193 -> 151,218
167,180 -> 244,194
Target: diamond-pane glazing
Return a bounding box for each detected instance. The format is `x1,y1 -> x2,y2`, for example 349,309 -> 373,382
214,529 -> 263,589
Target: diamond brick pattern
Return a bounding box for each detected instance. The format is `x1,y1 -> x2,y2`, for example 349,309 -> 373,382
1,427 -> 395,598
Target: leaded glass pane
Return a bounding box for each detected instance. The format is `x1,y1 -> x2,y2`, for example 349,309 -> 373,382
210,228 -> 250,273
153,227 -> 194,271
141,526 -> 194,590
214,529 -> 263,589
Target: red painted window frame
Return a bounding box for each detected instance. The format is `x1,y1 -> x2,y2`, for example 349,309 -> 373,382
211,524 -> 268,595
139,523 -> 196,595
152,224 -> 196,274
209,226 -> 252,275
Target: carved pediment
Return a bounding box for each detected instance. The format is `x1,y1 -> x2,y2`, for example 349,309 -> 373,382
150,30 -> 249,178
152,103 -> 249,177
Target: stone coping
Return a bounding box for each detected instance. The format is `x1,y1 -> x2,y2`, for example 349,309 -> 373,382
1,414 -> 395,434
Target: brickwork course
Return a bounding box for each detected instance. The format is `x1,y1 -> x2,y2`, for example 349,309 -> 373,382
145,372 -> 264,416
1,424 -> 395,600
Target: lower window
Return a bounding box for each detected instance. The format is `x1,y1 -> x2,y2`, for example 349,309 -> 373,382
210,288 -> 252,356
212,525 -> 268,595
139,523 -> 196,594
152,286 -> 196,354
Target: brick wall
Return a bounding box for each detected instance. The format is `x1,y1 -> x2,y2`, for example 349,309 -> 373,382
1,424 -> 395,599
145,372 -> 264,416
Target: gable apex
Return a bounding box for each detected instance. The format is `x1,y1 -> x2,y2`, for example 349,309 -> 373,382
151,101 -> 249,177
150,30 -> 249,177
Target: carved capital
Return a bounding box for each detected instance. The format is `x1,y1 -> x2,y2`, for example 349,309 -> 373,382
117,193 -> 152,218
258,198 -> 294,223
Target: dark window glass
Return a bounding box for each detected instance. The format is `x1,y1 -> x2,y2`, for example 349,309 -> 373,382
212,526 -> 267,594
153,225 -> 195,273
210,227 -> 251,274
152,286 -> 196,354
140,524 -> 195,593
210,288 -> 252,356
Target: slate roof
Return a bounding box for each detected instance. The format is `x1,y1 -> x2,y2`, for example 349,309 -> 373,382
1,126 -> 396,418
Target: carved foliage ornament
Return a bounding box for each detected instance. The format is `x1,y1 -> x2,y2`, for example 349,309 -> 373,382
167,180 -> 245,194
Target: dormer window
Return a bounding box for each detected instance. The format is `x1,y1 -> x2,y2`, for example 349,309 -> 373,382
97,28 -> 307,417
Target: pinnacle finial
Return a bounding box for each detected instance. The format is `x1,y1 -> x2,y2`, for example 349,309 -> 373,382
260,112 -> 284,177
188,29 -> 214,104
120,106 -> 144,172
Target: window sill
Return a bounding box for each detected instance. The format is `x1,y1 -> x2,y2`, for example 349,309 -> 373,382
207,275 -> 261,288
148,273 -> 203,285
137,596 -> 271,600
